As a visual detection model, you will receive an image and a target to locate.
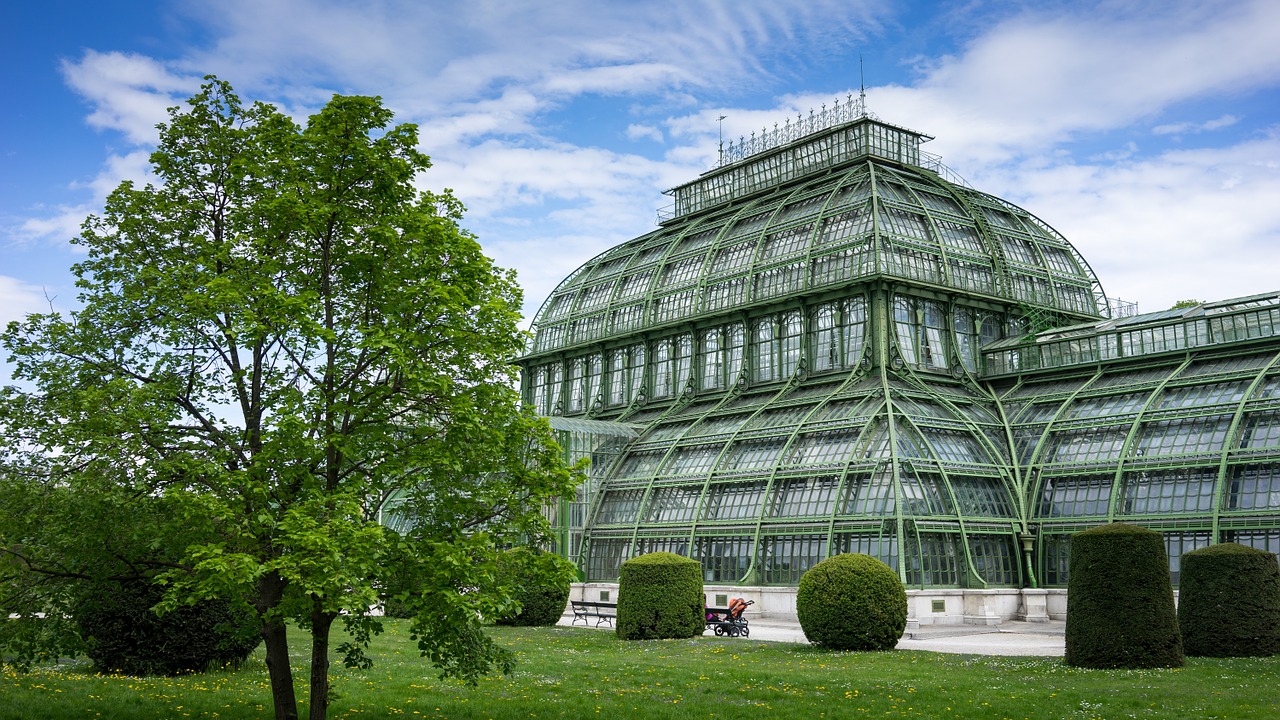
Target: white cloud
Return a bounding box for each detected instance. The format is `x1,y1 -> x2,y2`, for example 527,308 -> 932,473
997,129 -> 1280,312
17,151 -> 154,245
867,0 -> 1280,166
0,276 -> 54,330
626,124 -> 664,143
60,50 -> 196,144
1153,114 -> 1240,136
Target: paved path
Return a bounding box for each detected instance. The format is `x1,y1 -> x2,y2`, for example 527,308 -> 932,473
557,616 -> 1066,657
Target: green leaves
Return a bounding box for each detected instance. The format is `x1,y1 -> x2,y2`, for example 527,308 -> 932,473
0,77 -> 583,718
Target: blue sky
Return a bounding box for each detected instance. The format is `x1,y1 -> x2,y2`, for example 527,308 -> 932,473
3,0 -> 1280,385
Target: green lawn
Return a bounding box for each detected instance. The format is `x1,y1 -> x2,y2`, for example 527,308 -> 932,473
3,622 -> 1277,719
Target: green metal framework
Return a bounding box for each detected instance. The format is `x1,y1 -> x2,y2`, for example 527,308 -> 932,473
518,112 -> 1280,589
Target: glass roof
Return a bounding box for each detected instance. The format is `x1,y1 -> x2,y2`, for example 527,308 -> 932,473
528,118 -> 1106,357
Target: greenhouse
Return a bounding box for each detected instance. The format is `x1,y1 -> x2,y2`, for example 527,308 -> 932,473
517,99 -> 1280,621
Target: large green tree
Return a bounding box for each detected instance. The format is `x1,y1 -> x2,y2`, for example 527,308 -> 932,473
0,79 -> 579,720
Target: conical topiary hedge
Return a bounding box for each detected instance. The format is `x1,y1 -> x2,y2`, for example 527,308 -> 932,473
1177,542 -> 1280,657
1065,522 -> 1183,668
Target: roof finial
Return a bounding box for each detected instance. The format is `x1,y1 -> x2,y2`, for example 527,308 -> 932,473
859,55 -> 868,117
718,115 -> 727,165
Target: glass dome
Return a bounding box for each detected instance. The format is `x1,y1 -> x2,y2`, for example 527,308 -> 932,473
529,118 -> 1106,357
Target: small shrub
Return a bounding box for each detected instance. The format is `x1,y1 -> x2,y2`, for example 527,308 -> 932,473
796,553 -> 906,651
494,547 -> 574,627
616,552 -> 703,640
1178,542 -> 1280,657
75,580 -> 261,676
1065,523 -> 1183,668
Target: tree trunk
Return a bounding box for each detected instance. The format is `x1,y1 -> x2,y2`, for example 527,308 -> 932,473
309,600 -> 338,720
258,571 -> 299,720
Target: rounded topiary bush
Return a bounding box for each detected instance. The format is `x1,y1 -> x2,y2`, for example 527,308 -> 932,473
616,552 -> 703,640
796,553 -> 906,651
75,580 -> 261,676
1065,523 -> 1183,668
494,547 -> 574,627
1177,542 -> 1280,657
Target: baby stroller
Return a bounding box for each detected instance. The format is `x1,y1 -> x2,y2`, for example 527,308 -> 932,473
706,597 -> 753,637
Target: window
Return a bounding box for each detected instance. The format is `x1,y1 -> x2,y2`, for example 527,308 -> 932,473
694,536 -> 753,583
644,486 -> 701,523
1121,469 -> 1216,514
700,323 -> 744,390
969,536 -> 1018,585
954,308 -> 976,372
567,358 -> 586,413
753,311 -> 802,384
894,296 -> 917,365
595,489 -> 645,525
1038,475 -> 1112,517
832,532 -> 898,570
906,533 -> 960,586
760,534 -> 827,584
841,470 -> 897,515
948,477 -> 1015,517
702,482 -> 767,521
1226,464 -> 1280,510
585,538 -> 630,581
770,476 -> 840,517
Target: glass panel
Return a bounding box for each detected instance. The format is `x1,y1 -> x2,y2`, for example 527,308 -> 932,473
720,438 -> 787,471
1039,474 -> 1113,517
644,485 -> 702,523
1165,532 -> 1211,586
760,534 -> 828,585
1121,469 -> 1217,514
701,481 -> 767,521
969,535 -> 1018,585
1240,411 -> 1280,449
1134,415 -> 1231,457
1041,534 -> 1071,586
1226,464 -> 1280,510
585,538 -> 630,581
906,532 -> 960,586
948,477 -> 1015,517
635,536 -> 689,557
841,470 -> 897,515
1046,426 -> 1129,463
663,445 -> 722,476
595,489 -> 645,525
900,471 -> 953,515
769,476 -> 840,518
694,536 -> 753,583
832,532 -> 898,570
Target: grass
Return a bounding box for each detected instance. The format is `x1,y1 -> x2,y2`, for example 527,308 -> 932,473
3,622 -> 1278,719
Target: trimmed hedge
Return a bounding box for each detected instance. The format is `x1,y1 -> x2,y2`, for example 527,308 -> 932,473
494,547 -> 574,627
616,552 -> 703,640
796,553 -> 906,651
75,580 -> 261,676
1065,523 -> 1183,668
1178,542 -> 1280,657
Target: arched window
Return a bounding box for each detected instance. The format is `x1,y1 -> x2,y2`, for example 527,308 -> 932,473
652,340 -> 673,398
568,358 -> 586,412
701,328 -> 722,390
812,304 -> 839,372
673,334 -> 693,396
753,317 -> 777,383
954,308 -> 976,372
894,296 -> 917,365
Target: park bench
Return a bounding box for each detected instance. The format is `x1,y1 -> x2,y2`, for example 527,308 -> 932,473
570,600 -> 617,627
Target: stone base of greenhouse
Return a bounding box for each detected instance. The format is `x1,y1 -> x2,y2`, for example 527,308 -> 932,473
570,582 -> 1065,627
